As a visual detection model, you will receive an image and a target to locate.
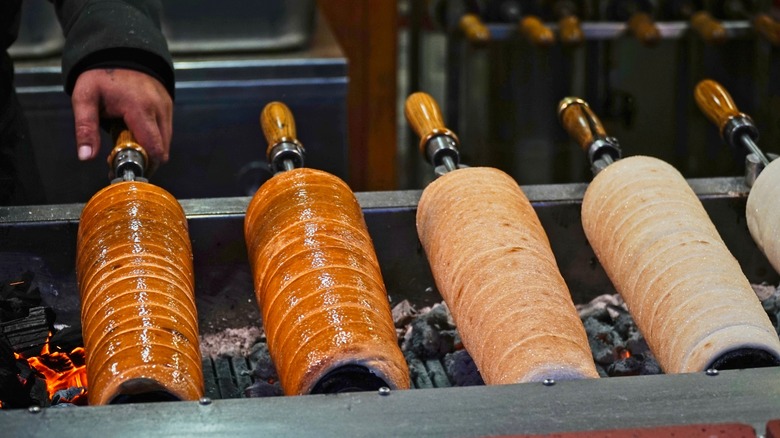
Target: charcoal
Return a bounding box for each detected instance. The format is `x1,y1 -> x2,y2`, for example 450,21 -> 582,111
403,317 -> 454,359
752,283 -> 777,301
392,300 -> 417,328
0,272 -> 42,322
607,356 -> 644,376
426,303 -> 453,330
244,380 -> 282,397
626,336 -> 651,356
424,359 -> 451,388
0,336 -> 35,408
214,356 -> 240,399
405,352 -> 433,389
0,306 -> 54,357
51,387 -> 86,405
443,350 -> 483,387
49,324 -> 83,353
638,355 -> 662,375
611,309 -> 634,339
589,336 -> 616,366
247,342 -> 278,382
582,317 -> 615,340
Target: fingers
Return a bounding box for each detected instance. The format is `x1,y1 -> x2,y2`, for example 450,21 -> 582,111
70,69 -> 173,165
71,83 -> 102,161
124,109 -> 166,166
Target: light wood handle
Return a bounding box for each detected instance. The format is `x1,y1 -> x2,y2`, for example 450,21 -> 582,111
261,101 -> 298,157
519,16 -> 556,46
558,15 -> 584,46
690,11 -> 727,44
628,12 -> 661,46
459,13 -> 491,43
558,98 -> 608,151
753,14 -> 780,46
694,79 -> 741,135
404,92 -> 458,155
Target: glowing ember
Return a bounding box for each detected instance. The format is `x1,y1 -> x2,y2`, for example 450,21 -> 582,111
15,335 -> 88,405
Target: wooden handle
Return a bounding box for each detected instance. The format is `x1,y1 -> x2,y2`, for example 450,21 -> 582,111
694,79 -> 742,135
690,11 -> 727,44
558,97 -> 608,151
404,92 -> 458,155
627,12 -> 661,46
558,15 -> 584,46
107,125 -> 149,173
519,16 -> 556,46
261,101 -> 298,157
459,13 -> 491,43
753,14 -> 780,46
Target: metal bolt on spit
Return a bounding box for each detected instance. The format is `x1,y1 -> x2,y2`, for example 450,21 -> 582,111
705,368 -> 719,376
543,379 -> 556,386
28,405 -> 41,414
199,396 -> 213,405
378,386 -> 391,396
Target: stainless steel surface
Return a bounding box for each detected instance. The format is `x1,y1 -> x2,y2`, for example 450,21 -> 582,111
7,0 -> 64,59
2,367 -> 780,437
160,0 -> 315,54
13,19 -> 347,203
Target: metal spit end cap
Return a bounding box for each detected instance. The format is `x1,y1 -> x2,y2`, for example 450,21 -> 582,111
557,97 -> 588,121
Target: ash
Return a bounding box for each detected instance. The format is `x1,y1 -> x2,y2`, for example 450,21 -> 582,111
200,326 -> 264,358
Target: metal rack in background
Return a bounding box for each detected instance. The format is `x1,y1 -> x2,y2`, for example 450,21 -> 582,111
408,0 -> 780,188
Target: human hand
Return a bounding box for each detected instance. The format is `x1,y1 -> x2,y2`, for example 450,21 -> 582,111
70,68 -> 173,165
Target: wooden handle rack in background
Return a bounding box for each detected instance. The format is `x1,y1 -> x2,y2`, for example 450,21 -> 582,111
558,15 -> 584,46
627,12 -> 661,46
261,101 -> 305,172
519,16 -> 556,46
753,14 -> 780,46
690,11 -> 727,44
459,13 -> 491,44
404,92 -> 461,172
694,79 -> 767,166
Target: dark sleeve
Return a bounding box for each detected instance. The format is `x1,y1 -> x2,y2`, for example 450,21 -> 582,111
52,0 -> 174,99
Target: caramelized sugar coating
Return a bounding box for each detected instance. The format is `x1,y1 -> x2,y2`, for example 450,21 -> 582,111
245,168 -> 409,395
582,156 -> 780,372
77,182 -> 203,405
417,167 -> 598,384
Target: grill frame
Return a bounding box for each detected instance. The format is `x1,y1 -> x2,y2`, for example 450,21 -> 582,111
0,176 -> 778,434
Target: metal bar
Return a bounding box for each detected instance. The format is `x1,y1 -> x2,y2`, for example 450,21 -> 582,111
486,20 -> 755,41
2,367 -> 780,437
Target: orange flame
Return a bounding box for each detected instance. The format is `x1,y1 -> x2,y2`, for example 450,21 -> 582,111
619,349 -> 631,360
13,335 -> 88,404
